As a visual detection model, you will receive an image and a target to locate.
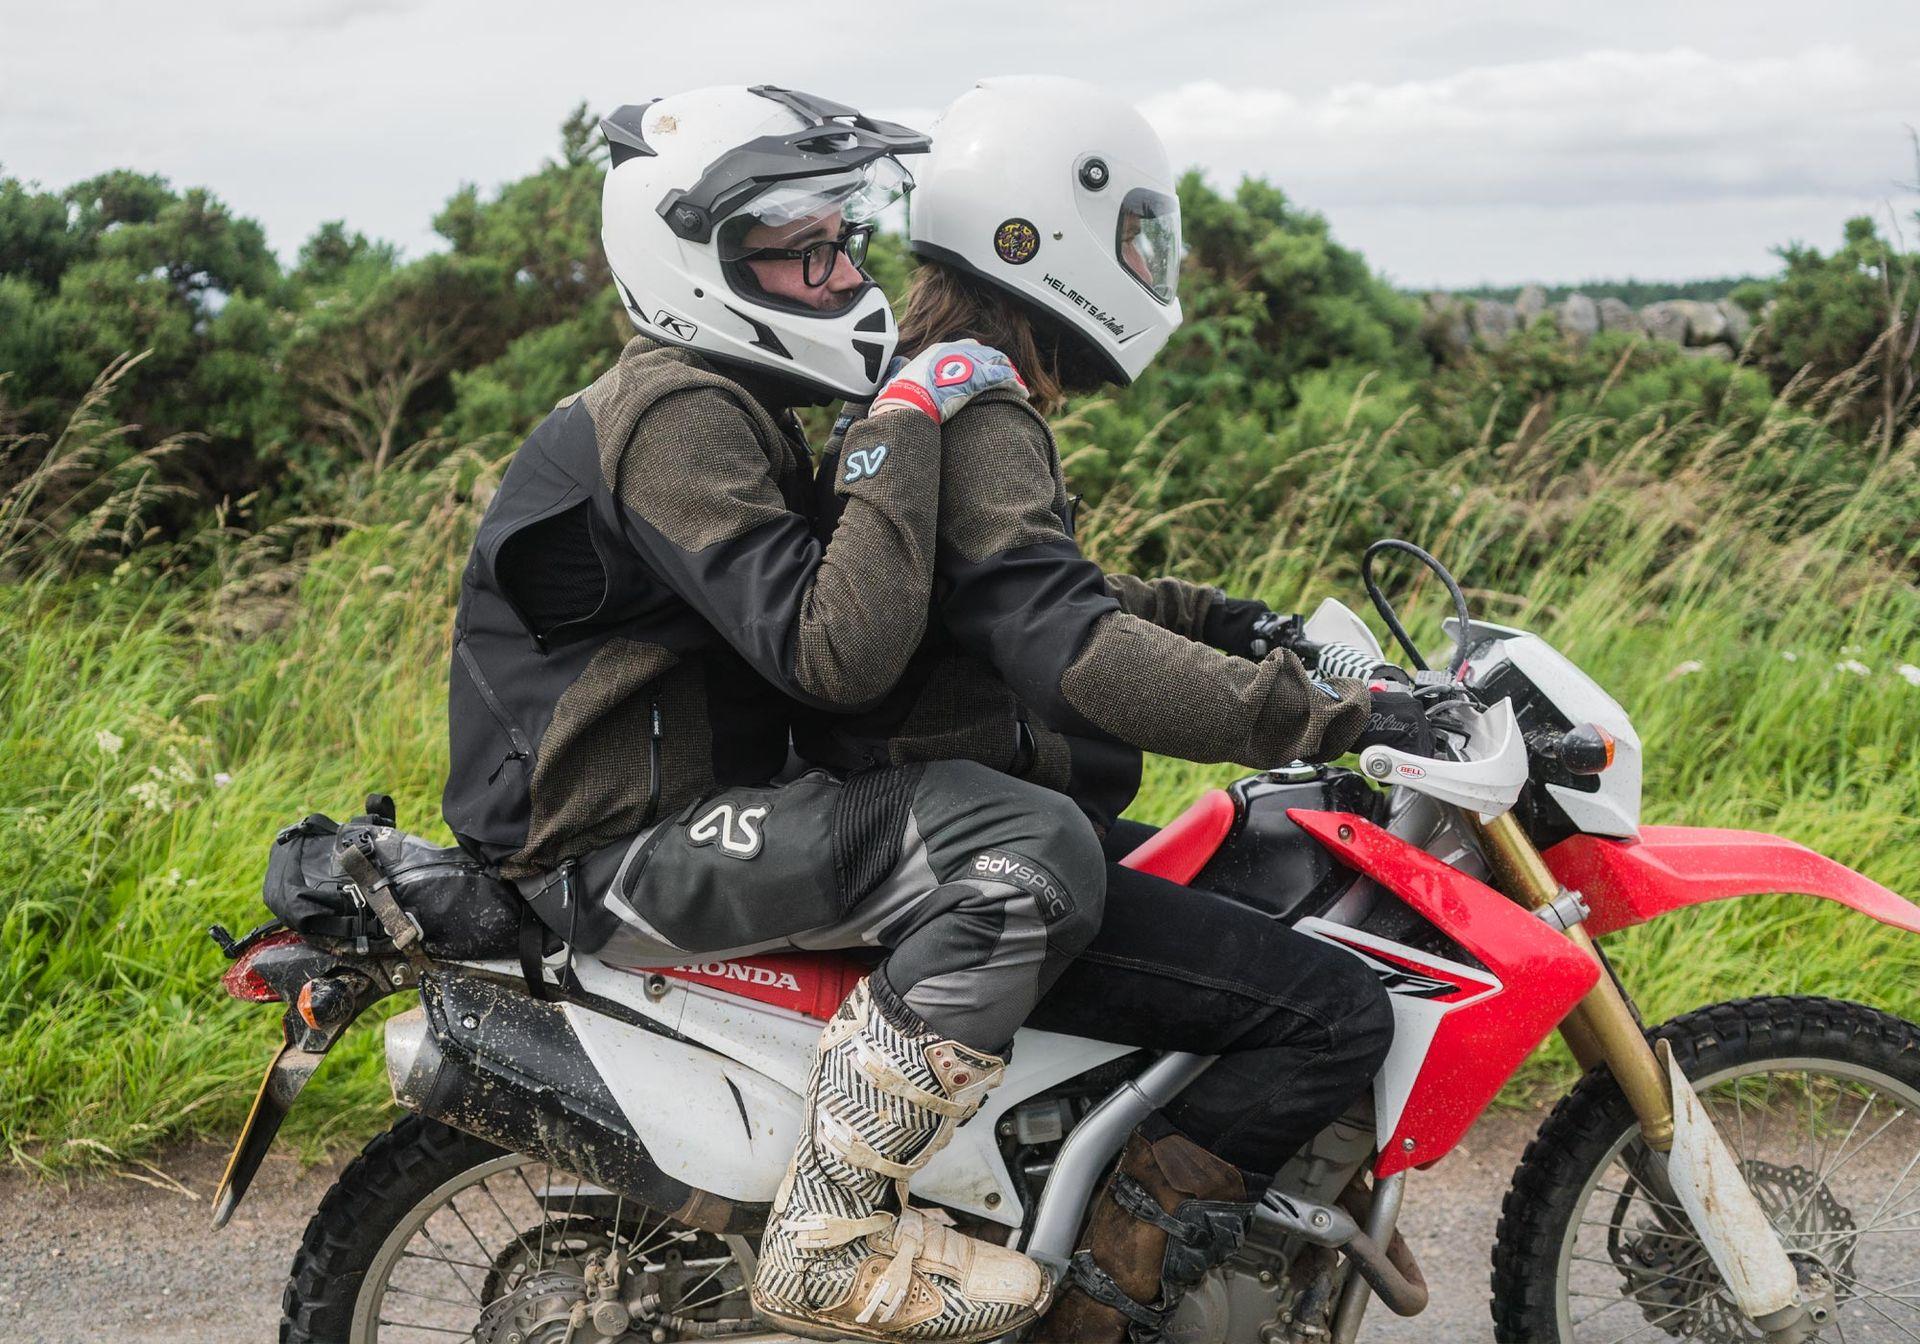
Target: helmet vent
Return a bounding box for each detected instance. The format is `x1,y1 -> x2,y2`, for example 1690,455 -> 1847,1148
725,305 -> 792,359
600,102 -> 662,168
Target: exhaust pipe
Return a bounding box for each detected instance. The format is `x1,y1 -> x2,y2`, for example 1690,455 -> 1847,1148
383,976 -> 763,1236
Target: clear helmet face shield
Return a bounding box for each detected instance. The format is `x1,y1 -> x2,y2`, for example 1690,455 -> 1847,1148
1116,187 -> 1180,305
716,157 -> 912,317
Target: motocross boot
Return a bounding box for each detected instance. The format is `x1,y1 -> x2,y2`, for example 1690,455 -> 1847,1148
750,976 -> 1051,1343
1034,1120 -> 1253,1343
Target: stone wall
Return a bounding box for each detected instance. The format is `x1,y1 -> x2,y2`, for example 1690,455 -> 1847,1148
1423,285 -> 1760,362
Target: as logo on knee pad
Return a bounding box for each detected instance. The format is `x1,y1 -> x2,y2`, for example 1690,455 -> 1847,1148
688,802 -> 769,859
971,849 -> 1075,923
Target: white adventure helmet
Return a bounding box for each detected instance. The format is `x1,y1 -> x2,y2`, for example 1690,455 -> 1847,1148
600,86 -> 927,401
909,76 -> 1182,385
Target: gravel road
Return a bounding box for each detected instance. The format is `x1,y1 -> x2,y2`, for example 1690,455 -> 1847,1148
0,1108 -> 1590,1343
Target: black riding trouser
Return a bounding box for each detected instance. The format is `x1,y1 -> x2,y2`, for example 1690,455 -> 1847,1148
575,760 -> 1106,1051
1027,820 -> 1395,1182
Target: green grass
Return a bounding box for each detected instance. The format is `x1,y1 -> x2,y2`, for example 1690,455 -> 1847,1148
1,365 -> 1916,1171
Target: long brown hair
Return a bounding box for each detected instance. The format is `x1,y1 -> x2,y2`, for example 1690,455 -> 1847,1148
895,262 -> 1068,415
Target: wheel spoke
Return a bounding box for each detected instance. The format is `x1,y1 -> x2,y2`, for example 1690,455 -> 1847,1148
1548,1036 -> 1920,1344
376,1321 -> 475,1337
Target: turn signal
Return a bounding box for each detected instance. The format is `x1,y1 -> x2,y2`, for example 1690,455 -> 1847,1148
1558,723 -> 1616,775
297,976 -> 357,1031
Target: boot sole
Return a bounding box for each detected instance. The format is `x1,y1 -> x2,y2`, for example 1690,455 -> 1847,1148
750,1286 -> 1042,1344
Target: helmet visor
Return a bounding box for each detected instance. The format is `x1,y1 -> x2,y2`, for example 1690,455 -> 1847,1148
1116,187 -> 1180,305
716,157 -> 911,316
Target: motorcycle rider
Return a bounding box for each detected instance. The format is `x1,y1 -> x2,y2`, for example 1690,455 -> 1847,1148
443,85 -> 1103,1343
801,77 -> 1415,1342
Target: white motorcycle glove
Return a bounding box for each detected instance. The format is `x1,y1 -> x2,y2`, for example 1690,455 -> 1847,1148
869,340 -> 1028,423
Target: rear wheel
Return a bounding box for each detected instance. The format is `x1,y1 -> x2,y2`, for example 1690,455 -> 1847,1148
1491,996 -> 1920,1343
281,1114 -> 766,1344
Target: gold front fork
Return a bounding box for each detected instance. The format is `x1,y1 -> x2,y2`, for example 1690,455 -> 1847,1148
1469,811 -> 1675,1151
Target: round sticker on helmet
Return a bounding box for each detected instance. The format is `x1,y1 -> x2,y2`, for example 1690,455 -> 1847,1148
994,218 -> 1040,266
933,354 -> 975,387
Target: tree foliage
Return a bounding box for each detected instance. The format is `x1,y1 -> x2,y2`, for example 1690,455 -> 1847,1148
1735,216 -> 1920,444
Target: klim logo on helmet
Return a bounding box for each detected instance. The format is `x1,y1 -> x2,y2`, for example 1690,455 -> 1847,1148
1039,275 -> 1126,337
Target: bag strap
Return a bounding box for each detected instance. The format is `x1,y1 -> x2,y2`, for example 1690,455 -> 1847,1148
337,834 -> 429,966
519,903 -> 559,1002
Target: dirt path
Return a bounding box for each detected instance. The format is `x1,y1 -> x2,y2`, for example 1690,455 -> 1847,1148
0,1110 -> 1541,1343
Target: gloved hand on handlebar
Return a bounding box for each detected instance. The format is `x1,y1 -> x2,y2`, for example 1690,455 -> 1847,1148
1204,597 -> 1310,661
1350,680 -> 1437,758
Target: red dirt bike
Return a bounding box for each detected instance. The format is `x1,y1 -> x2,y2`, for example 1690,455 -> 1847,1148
212,541 -> 1920,1342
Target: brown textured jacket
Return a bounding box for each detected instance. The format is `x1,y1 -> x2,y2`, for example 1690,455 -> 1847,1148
797,390 -> 1370,828
444,336 -> 940,877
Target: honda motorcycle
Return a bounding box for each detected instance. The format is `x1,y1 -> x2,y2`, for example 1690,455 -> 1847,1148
210,541 -> 1920,1343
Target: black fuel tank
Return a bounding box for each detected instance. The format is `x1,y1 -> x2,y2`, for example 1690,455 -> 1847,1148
1191,766 -> 1383,922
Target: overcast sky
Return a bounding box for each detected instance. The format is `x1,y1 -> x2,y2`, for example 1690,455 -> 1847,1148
3,0 -> 1916,288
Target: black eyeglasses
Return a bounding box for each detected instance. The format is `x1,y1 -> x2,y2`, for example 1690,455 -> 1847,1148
733,222 -> 875,287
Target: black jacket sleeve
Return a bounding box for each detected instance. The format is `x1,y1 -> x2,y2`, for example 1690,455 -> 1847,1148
610,387 -> 940,711
937,396 -> 1370,767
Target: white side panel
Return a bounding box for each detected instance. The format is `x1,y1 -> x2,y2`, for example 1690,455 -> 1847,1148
916,1028 -> 1135,1226
567,957 -> 1132,1225
1296,919 -> 1499,1149
563,1002 -> 803,1202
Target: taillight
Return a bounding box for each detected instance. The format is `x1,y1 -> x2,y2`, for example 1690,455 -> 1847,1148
220,929 -> 306,1002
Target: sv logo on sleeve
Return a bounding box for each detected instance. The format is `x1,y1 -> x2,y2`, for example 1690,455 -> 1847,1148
688,802 -> 770,859
843,445 -> 889,482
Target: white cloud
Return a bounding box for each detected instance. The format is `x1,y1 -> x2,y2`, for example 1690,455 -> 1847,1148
4,4 -> 1917,287
1139,45 -> 1918,283
1142,47 -> 1916,210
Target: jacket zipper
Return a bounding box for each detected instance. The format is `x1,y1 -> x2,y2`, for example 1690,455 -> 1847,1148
645,702 -> 663,823
457,638 -> 535,782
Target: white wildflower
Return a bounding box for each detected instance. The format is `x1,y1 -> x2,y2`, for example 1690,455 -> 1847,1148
1837,659 -> 1871,677
213,772 -> 232,788
1780,651 -> 1799,662
1898,663 -> 1920,687
127,779 -> 172,811
94,729 -> 124,756
1668,660 -> 1704,679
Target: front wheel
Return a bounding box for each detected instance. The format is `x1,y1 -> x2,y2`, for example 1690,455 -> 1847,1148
281,1115 -> 765,1344
1491,996 -> 1920,1343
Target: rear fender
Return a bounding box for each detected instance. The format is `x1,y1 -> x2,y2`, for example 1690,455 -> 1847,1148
211,940 -> 399,1227
1542,825 -> 1920,939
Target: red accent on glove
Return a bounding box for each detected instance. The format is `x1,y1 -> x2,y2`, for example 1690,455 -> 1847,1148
870,381 -> 940,421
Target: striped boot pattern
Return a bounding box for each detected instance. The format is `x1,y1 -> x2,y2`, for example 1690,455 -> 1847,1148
751,978 -> 1050,1342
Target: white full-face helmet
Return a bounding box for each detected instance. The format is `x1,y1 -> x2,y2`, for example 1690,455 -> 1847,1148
909,76 -> 1182,385
600,86 -> 927,401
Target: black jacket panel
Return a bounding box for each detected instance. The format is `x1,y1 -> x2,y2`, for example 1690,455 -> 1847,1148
444,336 -> 939,877
798,392 -> 1369,830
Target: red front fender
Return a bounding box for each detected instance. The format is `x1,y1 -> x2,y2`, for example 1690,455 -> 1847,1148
1542,825 -> 1920,938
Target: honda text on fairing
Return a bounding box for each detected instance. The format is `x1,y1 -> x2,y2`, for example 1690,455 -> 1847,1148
212,542 -> 1920,1344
